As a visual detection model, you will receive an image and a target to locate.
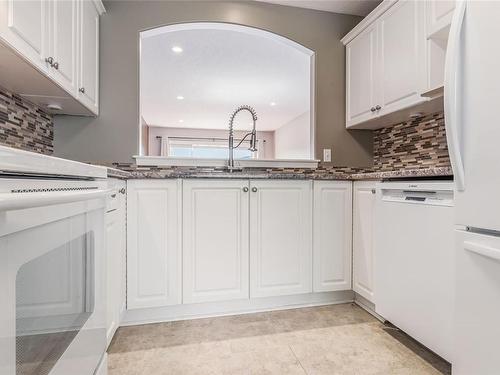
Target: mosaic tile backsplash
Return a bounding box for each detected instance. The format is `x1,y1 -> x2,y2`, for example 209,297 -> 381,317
0,87 -> 54,155
373,111 -> 450,171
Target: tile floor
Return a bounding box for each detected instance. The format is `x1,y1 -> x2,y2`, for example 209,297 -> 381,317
108,303 -> 451,375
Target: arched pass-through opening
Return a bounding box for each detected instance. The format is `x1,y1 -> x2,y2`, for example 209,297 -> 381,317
139,22 -> 315,162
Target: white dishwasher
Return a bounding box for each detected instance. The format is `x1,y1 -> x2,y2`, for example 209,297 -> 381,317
374,181 -> 454,362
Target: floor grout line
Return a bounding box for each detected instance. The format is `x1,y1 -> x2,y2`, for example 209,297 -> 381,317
288,344 -> 309,375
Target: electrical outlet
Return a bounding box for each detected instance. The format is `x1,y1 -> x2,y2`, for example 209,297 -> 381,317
323,148 -> 332,162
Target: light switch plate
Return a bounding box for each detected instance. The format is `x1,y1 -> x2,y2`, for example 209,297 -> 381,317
323,148 -> 332,162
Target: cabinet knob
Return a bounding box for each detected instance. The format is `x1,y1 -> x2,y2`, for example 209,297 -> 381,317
119,188 -> 126,194
252,187 -> 258,193
370,107 -> 376,112
371,189 -> 376,194
79,87 -> 85,94
53,61 -> 59,70
375,105 -> 381,110
45,57 -> 54,66
242,187 -> 249,192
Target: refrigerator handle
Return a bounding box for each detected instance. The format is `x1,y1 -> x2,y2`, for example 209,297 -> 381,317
444,0 -> 467,191
464,241 -> 500,262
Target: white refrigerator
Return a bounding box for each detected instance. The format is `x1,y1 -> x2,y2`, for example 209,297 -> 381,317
445,1 -> 500,374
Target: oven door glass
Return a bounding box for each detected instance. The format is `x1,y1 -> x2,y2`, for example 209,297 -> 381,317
16,233 -> 94,375
0,208 -> 105,375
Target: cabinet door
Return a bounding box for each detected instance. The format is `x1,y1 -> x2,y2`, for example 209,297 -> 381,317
50,0 -> 77,94
378,0 -> 426,115
353,181 -> 376,303
0,0 -> 49,73
127,180 -> 181,309
250,180 -> 312,298
427,0 -> 455,37
78,0 -> 99,114
183,180 -> 249,303
313,181 -> 352,292
425,0 -> 455,91
105,180 -> 126,347
346,23 -> 378,128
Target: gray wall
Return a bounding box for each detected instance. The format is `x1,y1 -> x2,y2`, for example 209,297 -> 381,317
54,1 -> 373,167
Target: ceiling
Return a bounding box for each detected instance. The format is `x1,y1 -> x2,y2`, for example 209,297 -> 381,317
141,25 -> 311,131
255,0 -> 381,16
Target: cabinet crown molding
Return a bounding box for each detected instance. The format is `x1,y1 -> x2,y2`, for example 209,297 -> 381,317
93,0 -> 106,15
341,0 -> 397,45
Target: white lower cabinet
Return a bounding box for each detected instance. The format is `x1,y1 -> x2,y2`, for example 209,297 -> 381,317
249,180 -> 313,298
353,181 -> 377,303
182,180 -> 249,303
95,353 -> 108,375
105,179 -> 126,346
125,178 -> 357,318
313,181 -> 352,292
127,179 -> 181,309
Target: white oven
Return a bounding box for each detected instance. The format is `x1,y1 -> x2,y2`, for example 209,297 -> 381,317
0,177 -> 109,375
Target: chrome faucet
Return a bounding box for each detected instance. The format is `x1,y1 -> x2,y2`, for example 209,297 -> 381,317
228,105 -> 258,170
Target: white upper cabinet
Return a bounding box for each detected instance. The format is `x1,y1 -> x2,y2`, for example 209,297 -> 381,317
343,0 -> 443,129
78,0 -> 100,114
50,0 -> 78,94
353,181 -> 377,303
0,0 -> 49,73
0,0 -> 104,116
377,0 -> 426,116
127,180 -> 181,310
346,23 -> 378,128
424,1 -> 455,91
313,181 -> 352,292
249,180 -> 313,298
182,180 -> 250,304
427,0 -> 455,38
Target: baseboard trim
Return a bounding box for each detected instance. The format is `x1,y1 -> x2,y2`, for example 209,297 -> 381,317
353,292 -> 385,322
121,290 -> 354,326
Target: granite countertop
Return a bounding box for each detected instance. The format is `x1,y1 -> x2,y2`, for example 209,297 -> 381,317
104,163 -> 453,181
106,166 -> 132,179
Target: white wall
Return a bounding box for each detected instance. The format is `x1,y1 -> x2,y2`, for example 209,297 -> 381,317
274,111 -> 311,159
148,127 -> 275,159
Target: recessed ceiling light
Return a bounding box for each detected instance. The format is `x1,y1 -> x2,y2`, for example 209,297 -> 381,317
179,119 -> 184,123
176,95 -> 184,100
172,46 -> 183,53
270,102 -> 277,106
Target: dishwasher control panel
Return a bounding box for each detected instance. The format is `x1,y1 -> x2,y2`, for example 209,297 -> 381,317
378,181 -> 454,207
